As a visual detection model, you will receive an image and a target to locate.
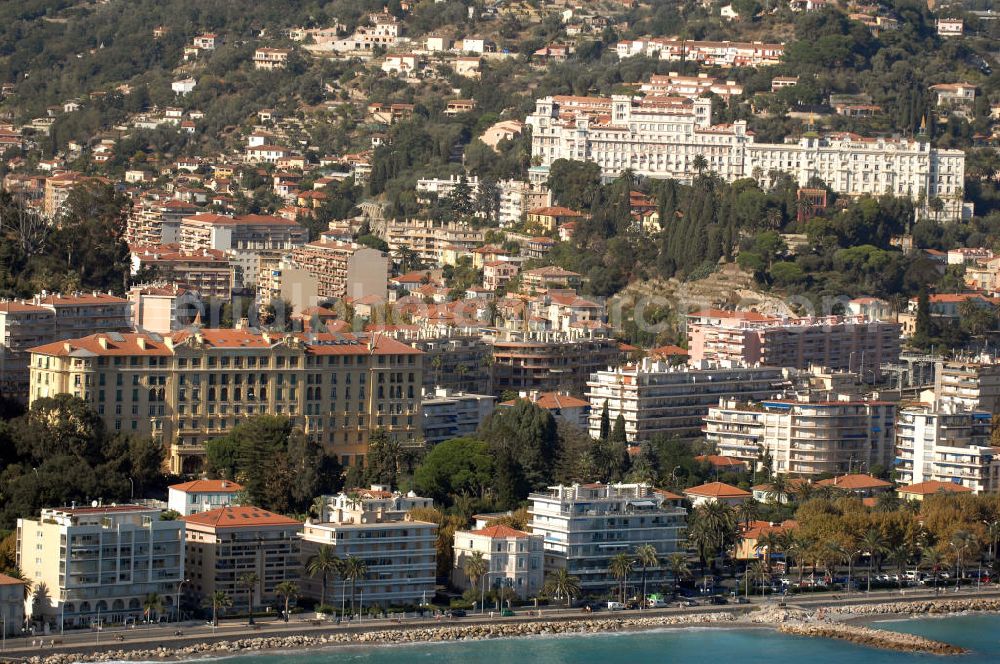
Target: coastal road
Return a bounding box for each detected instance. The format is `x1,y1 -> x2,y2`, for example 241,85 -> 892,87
5,586 -> 1000,660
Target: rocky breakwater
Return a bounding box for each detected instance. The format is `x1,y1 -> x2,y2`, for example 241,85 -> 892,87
776,622 -> 967,655
828,597 -> 1000,618
24,611 -> 740,664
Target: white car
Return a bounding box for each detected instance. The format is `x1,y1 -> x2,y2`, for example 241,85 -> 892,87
607,601 -> 625,611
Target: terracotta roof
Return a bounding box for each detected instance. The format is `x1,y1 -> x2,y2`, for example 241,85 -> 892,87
816,474 -> 893,490
695,454 -> 748,469
0,302 -> 50,314
35,293 -> 128,306
181,506 -> 301,528
527,206 -> 585,217
898,480 -> 973,496
169,479 -> 243,494
500,392 -> 589,410
469,524 -> 531,538
649,344 -> 688,358
688,309 -> 778,322
653,488 -> 684,500
0,573 -> 26,586
683,482 -> 751,498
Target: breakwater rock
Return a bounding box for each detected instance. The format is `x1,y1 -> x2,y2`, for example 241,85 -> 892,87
828,597 -> 1000,618
777,621 -> 967,655
25,612 -> 739,663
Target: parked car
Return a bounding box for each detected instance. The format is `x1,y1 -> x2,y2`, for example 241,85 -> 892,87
733,596 -> 750,604
450,609 -> 467,618
607,601 -> 625,611
708,595 -> 728,605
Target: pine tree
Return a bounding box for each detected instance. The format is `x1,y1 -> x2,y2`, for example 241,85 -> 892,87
611,413 -> 627,444
599,402 -> 611,441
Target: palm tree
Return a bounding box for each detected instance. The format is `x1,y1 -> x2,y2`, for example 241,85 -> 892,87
667,553 -> 692,597
921,546 -> 946,593
305,544 -> 340,609
735,499 -> 758,529
887,544 -> 912,594
238,572 -> 260,624
757,531 -> 782,571
794,482 -> 816,503
780,533 -> 806,585
275,581 -> 299,622
202,591 -> 232,627
609,553 -> 635,602
692,154 -> 708,175
744,559 -> 769,598
142,592 -> 164,624
342,556 -> 368,614
766,475 -> 790,505
464,551 -> 489,592
30,582 -> 49,621
861,528 -> 887,593
544,569 -> 581,607
634,544 -> 659,604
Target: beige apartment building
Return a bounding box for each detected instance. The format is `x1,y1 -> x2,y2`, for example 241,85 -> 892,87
179,213 -> 307,253
17,505 -> 185,628
131,246 -> 233,300
43,172 -> 86,218
126,198 -> 199,246
686,310 -> 901,380
300,489 -> 437,608
181,506 -> 302,612
128,284 -> 202,333
28,329 -> 423,474
933,359 -> 1000,414
291,241 -> 389,300
704,395 -> 898,476
451,524 -> 543,600
2,293 -> 131,403
384,218 -> 485,264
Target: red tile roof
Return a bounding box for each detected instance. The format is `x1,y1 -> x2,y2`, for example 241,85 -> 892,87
816,474 -> 893,490
469,524 -> 531,538
898,480 -> 973,496
500,392 -> 589,410
0,573 -> 26,586
684,482 -> 751,498
181,506 -> 301,529
169,479 -> 243,494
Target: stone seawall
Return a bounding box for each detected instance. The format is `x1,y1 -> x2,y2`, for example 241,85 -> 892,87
829,597 -> 1000,618
24,612 -> 739,664
777,622 -> 967,654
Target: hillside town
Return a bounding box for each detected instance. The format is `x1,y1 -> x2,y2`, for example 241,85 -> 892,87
4,0 -> 1000,658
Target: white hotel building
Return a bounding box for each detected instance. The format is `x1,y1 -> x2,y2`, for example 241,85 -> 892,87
895,405 -> 999,493
527,95 -> 967,221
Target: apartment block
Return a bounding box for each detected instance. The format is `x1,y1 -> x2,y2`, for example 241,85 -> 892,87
409,333 -> 493,394
43,172 -> 86,218
128,284 -> 203,333
704,395 -> 898,477
420,387 -> 496,445
451,525 -> 543,600
895,405 -> 999,493
126,198 -> 199,246
179,213 -> 307,253
384,217 -> 485,265
686,310 -> 901,380
587,359 -> 787,442
28,329 -> 423,474
528,483 -> 686,592
34,292 -> 132,339
291,241 -> 389,300
253,48 -> 292,70
131,246 -> 233,300
0,574 -> 25,636
491,333 -> 623,396
16,505 -> 185,627
300,489 -> 437,608
528,95 -> 966,220
0,302 -> 56,402
168,479 -> 243,516
933,359 -> 1000,414
181,506 -> 302,610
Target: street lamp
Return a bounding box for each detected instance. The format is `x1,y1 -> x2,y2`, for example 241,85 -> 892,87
480,569 -> 504,615
176,579 -> 190,623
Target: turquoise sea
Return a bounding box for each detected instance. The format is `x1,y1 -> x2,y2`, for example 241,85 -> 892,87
198,614 -> 1000,663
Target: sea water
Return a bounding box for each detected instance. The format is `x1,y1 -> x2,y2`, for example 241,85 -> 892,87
198,614 -> 1000,663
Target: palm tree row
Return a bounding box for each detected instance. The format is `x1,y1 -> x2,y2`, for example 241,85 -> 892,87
305,544 -> 369,613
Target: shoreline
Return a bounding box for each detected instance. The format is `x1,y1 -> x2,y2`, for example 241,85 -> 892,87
16,596 -> 1000,663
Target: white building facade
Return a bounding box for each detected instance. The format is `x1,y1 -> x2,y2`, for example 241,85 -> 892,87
895,406 -> 999,493
527,95 -> 967,220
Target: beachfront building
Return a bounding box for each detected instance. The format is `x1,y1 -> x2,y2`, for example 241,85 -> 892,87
299,489 -> 437,608
181,506 -> 302,612
527,95 -> 966,221
16,505 -> 185,628
167,479 -> 243,516
28,329 -> 422,475
586,359 -> 787,442
895,405 -> 999,493
528,483 -> 686,593
451,525 -> 544,600
704,396 -> 898,476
